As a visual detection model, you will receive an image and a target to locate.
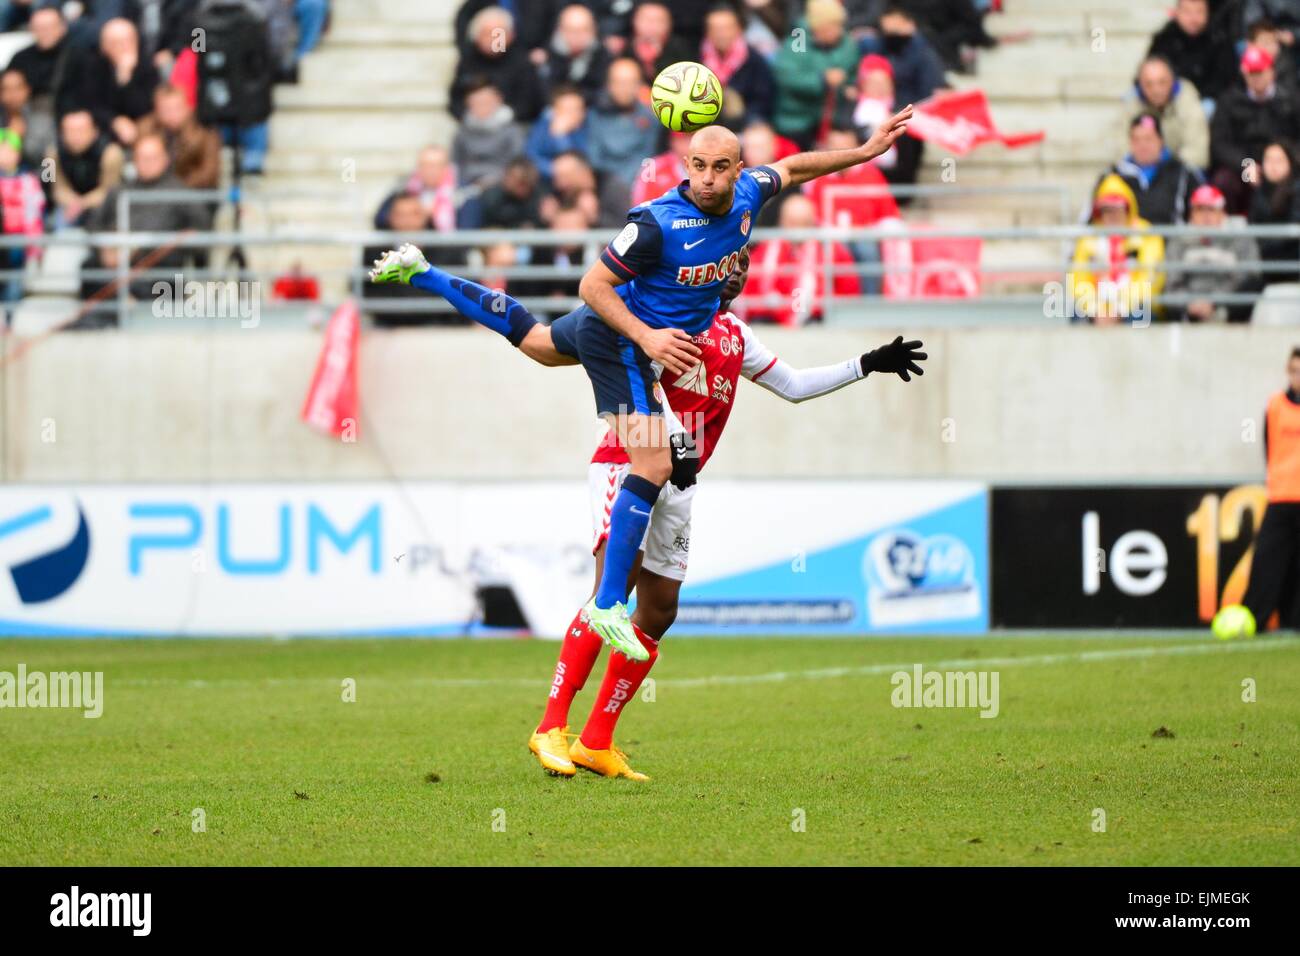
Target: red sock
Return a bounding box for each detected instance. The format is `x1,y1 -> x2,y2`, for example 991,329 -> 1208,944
536,608 -> 604,733
579,625 -> 659,750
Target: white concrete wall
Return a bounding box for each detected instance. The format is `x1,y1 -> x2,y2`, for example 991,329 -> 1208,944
1,324 -> 1289,482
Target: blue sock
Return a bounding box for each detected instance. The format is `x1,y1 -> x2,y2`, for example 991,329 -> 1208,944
595,474 -> 661,609
409,267 -> 538,346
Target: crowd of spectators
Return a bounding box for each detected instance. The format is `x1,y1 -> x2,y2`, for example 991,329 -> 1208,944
0,0 -> 326,318
1077,0 -> 1300,322
396,0 -> 984,322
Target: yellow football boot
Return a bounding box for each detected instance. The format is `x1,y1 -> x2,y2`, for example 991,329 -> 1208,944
528,725 -> 576,777
569,738 -> 650,781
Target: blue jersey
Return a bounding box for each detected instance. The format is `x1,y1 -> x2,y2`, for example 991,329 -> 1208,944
598,165 -> 782,336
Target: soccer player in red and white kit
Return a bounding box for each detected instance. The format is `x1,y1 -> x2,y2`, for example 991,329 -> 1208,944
369,245 -> 925,779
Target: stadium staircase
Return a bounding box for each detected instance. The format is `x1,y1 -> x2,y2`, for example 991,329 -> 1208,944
249,0 -> 459,298
924,0 -> 1170,295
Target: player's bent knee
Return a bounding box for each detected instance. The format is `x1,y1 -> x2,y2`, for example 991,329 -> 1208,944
518,326 -> 567,367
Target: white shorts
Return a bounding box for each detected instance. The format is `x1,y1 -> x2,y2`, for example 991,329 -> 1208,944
587,461 -> 695,582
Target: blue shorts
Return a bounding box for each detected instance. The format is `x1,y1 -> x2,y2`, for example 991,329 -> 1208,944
549,304 -> 662,418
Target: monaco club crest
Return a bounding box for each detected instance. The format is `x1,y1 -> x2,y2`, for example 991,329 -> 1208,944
740,209 -> 751,237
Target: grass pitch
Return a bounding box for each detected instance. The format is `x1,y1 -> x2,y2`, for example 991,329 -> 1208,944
1,634 -> 1297,866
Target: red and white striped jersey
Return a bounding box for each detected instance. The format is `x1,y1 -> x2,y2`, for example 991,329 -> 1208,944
591,312 -> 778,472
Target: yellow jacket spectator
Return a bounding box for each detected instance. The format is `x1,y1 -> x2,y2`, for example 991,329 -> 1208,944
1070,174 -> 1165,324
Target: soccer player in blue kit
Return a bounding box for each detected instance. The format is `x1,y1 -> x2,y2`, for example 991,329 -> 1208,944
379,105 -> 915,660
563,106 -> 915,658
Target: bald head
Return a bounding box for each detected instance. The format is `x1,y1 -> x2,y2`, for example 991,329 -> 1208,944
689,125 -> 740,162
685,125 -> 743,213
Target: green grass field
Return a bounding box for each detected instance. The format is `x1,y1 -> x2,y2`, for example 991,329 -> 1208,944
2,634 -> 1297,866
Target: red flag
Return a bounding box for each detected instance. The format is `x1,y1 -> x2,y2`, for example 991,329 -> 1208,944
907,88 -> 1044,155
300,300 -> 359,438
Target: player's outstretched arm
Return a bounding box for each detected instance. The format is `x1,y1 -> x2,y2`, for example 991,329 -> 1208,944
742,325 -> 926,403
580,261 -> 700,376
768,104 -> 914,190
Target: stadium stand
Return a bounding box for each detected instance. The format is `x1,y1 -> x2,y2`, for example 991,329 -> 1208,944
0,0 -> 1296,324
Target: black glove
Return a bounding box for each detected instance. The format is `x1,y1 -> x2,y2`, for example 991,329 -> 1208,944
669,432 -> 698,490
860,336 -> 926,382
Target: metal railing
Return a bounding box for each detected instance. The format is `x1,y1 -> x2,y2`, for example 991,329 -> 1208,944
1,182 -> 1297,330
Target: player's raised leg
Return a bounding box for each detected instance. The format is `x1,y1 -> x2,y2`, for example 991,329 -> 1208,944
368,243 -> 542,349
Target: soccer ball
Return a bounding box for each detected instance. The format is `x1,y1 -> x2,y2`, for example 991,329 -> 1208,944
1211,604 -> 1257,641
651,61 -> 723,132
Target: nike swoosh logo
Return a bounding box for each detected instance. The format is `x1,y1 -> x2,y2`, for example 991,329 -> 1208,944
683,238 -> 707,250
630,506 -> 651,517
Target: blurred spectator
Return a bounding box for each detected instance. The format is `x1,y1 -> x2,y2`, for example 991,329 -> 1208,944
405,145 -> 462,234
450,5 -> 544,123
903,0 -> 997,74
455,0 -> 560,59
804,127 -> 900,229
861,5 -> 946,109
291,0 -> 330,76
738,192 -> 861,326
1147,0 -> 1239,107
152,0 -> 204,79
860,5 -> 945,186
739,0 -> 791,59
0,0 -> 32,32
1248,139 -> 1300,285
835,54 -> 900,175
512,199 -> 589,304
526,85 -> 588,181
773,0 -> 860,148
363,193 -> 466,326
741,120 -> 798,225
0,128 -> 45,301
805,124 -> 901,291
479,156 -> 545,229
49,110 -> 124,228
1096,113 -> 1203,225
631,130 -> 689,206
1243,0 -> 1300,48
1210,45 -> 1300,212
9,5 -> 72,115
659,0 -> 711,48
543,149 -> 624,226
247,0 -> 302,84
85,133 -> 207,300
587,57 -> 660,188
624,2 -> 694,85
702,3 -> 774,130
1,68 -> 56,173
1247,18 -> 1298,92
1070,175 -> 1166,325
538,4 -> 611,102
1164,184 -> 1261,321
136,83 -> 221,190
373,164 -> 467,269
1123,55 -> 1209,171
63,18 -> 161,147
453,81 -> 525,188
